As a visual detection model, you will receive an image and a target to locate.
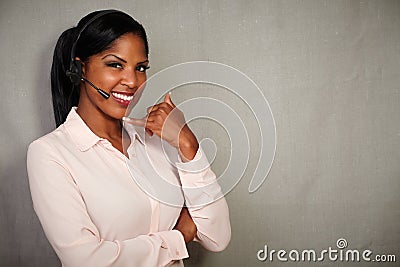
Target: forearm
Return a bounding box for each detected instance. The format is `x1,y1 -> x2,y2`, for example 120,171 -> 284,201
177,125 -> 199,162
175,148 -> 231,251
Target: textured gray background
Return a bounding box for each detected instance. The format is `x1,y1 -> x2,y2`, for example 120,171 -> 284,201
1,0 -> 399,266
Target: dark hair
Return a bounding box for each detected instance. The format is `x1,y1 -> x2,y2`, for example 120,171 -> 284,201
51,10 -> 149,127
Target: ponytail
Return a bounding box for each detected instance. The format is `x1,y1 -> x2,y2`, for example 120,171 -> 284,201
51,27 -> 78,127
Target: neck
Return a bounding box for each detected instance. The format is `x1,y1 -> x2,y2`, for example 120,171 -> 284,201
76,101 -> 122,141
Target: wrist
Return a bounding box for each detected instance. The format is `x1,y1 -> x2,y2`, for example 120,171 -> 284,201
178,126 -> 199,162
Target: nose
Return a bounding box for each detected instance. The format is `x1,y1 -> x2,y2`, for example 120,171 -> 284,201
120,67 -> 138,89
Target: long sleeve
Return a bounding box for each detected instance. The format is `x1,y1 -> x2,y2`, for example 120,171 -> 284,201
175,148 -> 231,252
27,139 -> 188,267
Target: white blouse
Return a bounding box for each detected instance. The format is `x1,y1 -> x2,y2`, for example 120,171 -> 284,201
27,107 -> 231,267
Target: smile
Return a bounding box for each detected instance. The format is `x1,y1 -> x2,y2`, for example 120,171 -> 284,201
111,91 -> 134,106
111,92 -> 134,101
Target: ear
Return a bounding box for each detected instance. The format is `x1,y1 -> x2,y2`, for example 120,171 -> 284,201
75,57 -> 86,76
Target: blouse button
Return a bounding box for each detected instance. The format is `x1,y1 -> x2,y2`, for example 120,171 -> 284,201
128,148 -> 136,157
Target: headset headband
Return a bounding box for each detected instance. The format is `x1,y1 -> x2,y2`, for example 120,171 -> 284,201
69,9 -> 120,64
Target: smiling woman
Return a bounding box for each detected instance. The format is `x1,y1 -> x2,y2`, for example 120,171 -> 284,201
84,38 -> 149,106
76,33 -> 149,136
27,9 -> 230,267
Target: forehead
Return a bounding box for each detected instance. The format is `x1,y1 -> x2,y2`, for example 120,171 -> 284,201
99,33 -> 147,58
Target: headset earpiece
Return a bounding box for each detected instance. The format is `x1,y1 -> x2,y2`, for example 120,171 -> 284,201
66,59 -> 82,85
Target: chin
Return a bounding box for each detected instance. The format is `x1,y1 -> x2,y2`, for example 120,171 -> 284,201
104,107 -> 127,121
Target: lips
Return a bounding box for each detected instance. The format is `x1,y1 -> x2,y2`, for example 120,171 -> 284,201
111,91 -> 134,106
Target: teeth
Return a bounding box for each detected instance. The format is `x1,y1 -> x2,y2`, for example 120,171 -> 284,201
112,92 -> 133,101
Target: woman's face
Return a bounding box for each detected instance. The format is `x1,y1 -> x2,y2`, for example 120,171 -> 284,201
79,32 -> 148,120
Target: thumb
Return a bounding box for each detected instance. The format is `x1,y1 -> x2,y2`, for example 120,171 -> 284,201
164,92 -> 176,108
122,116 -> 146,127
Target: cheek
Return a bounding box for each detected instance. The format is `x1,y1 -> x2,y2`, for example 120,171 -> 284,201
139,74 -> 147,85
95,71 -> 121,88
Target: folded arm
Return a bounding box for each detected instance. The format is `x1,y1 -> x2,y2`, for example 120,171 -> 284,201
176,148 -> 231,252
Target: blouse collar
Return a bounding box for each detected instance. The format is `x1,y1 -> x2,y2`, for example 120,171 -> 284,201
63,107 -> 143,151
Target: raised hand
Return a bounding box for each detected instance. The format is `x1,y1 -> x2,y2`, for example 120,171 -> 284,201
123,93 -> 199,161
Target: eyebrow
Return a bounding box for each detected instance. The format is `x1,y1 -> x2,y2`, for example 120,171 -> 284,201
102,54 -> 149,65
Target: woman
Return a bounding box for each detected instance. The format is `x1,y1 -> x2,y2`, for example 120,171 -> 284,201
27,9 -> 230,267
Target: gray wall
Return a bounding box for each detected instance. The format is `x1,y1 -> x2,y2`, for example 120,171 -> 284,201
1,0 -> 399,266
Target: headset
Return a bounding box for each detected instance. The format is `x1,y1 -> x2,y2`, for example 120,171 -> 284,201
66,10 -> 121,99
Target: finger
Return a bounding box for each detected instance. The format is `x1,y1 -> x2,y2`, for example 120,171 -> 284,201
145,128 -> 153,136
122,116 -> 146,127
147,105 -> 158,114
157,102 -> 172,110
147,110 -> 166,122
143,119 -> 163,131
155,108 -> 167,114
164,92 -> 176,108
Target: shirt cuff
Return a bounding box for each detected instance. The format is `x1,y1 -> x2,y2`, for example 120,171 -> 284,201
151,230 -> 189,262
175,147 -> 210,174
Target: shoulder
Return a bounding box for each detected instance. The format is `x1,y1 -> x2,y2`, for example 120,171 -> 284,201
27,124 -> 78,180
27,125 -> 71,159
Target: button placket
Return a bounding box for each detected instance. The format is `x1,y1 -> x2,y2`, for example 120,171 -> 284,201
100,139 -> 126,161
148,197 -> 160,233
127,138 -> 137,157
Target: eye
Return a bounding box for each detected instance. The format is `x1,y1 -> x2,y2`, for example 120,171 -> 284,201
136,65 -> 150,73
106,62 -> 123,69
